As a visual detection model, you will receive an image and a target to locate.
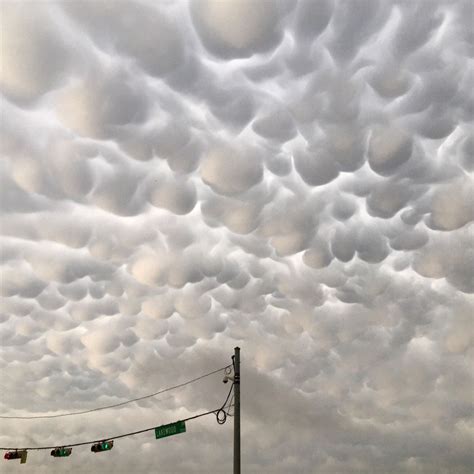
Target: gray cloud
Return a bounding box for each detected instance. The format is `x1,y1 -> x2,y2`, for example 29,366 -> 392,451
63,2 -> 186,78
0,3 -> 71,102
200,141 -> 264,195
1,1 -> 472,473
190,0 -> 286,59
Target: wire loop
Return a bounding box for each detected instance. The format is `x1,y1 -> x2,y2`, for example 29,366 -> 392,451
215,409 -> 227,425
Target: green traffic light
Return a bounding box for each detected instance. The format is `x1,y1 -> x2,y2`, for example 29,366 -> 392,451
51,447 -> 72,457
91,440 -> 114,453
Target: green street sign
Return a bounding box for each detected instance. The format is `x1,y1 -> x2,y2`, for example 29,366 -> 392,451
155,421 -> 186,440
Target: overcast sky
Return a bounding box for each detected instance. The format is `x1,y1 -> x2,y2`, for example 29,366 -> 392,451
0,0 -> 473,473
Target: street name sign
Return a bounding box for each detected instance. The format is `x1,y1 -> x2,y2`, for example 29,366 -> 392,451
155,421 -> 186,440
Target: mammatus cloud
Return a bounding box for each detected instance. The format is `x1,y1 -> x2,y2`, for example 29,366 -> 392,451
1,0 -> 473,473
190,0 -> 287,59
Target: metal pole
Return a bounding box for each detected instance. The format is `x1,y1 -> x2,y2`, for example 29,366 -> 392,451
233,347 -> 241,474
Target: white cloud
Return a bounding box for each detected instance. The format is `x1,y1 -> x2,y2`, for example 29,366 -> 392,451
0,4 -> 70,102
63,2 -> 185,77
200,142 -> 264,195
190,0 -> 285,59
368,126 -> 413,176
0,1 -> 472,473
429,176 -> 474,231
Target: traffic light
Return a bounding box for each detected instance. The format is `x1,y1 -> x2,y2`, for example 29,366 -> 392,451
91,440 -> 114,453
4,451 -> 21,460
51,447 -> 72,457
4,450 -> 27,463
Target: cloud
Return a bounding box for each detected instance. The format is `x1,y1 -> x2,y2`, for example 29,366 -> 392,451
0,1 -> 472,473
428,176 -> 474,231
413,227 -> 474,294
63,2 -> 185,77
366,180 -> 414,218
252,107 -> 297,143
294,145 -> 340,186
200,142 -> 264,195
56,70 -> 149,139
368,126 -> 413,176
149,177 -> 197,215
0,3 -> 70,102
190,0 -> 286,59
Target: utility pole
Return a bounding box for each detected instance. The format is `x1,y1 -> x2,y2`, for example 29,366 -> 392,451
233,346 -> 241,474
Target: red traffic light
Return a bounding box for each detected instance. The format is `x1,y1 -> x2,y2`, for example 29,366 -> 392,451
91,440 -> 114,453
4,450 -> 27,463
4,451 -> 21,460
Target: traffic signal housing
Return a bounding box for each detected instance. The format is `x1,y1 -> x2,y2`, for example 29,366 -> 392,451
4,450 -> 27,463
51,447 -> 72,457
91,440 -> 114,453
4,451 -> 21,460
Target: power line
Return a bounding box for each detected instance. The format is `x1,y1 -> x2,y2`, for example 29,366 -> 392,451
0,365 -> 231,420
225,391 -> 235,416
0,407 -> 220,451
0,384 -> 235,451
217,383 -> 234,425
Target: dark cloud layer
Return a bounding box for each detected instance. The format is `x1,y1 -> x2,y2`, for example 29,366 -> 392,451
1,1 -> 473,473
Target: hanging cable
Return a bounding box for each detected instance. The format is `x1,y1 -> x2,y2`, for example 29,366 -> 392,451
225,391 -> 235,417
0,370 -> 234,451
0,406 -> 227,451
0,365 -> 231,420
215,382 -> 234,425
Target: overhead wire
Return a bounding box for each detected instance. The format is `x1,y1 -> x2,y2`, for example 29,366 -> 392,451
0,365 -> 232,420
215,382 -> 234,425
1,408 -> 219,451
0,382 -> 236,451
225,391 -> 235,417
